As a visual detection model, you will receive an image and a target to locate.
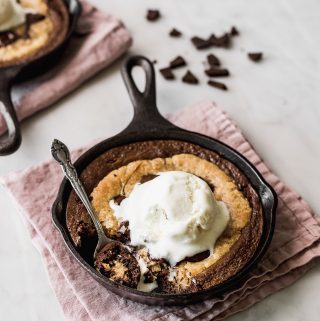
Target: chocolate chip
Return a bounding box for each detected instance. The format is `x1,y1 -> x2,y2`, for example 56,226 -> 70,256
0,31 -> 19,47
230,26 -> 239,36
113,195 -> 126,205
205,67 -> 229,77
153,60 -> 157,64
169,56 -> 187,69
248,52 -> 263,62
209,33 -> 231,47
160,67 -> 175,80
169,28 -> 182,37
146,9 -> 161,22
207,53 -> 220,67
207,80 -> 228,90
140,174 -> 158,184
182,70 -> 199,84
191,36 -> 212,49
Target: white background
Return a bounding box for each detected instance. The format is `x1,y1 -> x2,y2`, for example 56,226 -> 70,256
0,0 -> 320,320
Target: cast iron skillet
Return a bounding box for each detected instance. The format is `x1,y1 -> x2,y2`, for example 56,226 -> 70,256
0,0 -> 81,156
52,55 -> 277,306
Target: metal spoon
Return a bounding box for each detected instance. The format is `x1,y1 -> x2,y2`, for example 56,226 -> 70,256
51,139 -> 112,258
51,139 -> 141,288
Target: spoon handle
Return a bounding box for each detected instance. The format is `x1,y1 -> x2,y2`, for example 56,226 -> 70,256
51,139 -> 109,247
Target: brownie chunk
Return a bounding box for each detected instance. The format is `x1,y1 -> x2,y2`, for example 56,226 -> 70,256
95,242 -> 140,288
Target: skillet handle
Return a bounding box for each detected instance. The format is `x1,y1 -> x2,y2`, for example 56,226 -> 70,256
0,71 -> 21,155
121,55 -> 174,132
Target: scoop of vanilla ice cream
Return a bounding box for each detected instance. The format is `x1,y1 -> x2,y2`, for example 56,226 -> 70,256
110,171 -> 229,265
0,0 -> 29,32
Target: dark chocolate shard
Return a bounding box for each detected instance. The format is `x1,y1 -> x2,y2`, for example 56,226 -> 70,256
169,28 -> 182,37
205,67 -> 229,77
248,52 -> 263,62
191,36 -> 212,49
169,56 -> 187,69
209,33 -> 231,47
207,53 -> 220,66
26,13 -> 45,24
146,9 -> 161,21
208,80 -> 228,90
182,250 -> 210,263
230,26 -> 239,36
140,174 -> 158,184
159,67 -> 175,80
113,195 -> 126,205
182,70 -> 199,84
24,13 -> 46,38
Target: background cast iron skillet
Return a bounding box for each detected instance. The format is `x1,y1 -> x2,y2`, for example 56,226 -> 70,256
52,55 -> 277,306
0,0 -> 81,156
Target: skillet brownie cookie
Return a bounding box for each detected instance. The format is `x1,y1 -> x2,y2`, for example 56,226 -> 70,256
0,0 -> 69,67
66,140 -> 263,294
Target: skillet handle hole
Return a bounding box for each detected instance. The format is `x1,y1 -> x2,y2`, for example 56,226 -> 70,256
131,65 -> 147,94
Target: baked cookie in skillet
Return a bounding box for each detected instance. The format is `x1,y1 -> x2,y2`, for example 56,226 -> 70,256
0,0 -> 69,67
66,140 -> 263,294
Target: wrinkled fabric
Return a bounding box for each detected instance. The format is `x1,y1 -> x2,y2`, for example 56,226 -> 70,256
1,101 -> 320,321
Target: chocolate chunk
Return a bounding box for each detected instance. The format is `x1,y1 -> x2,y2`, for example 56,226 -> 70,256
209,33 -> 231,47
207,53 -> 220,66
169,56 -> 187,69
24,13 -> 45,38
95,241 -> 140,288
205,67 -> 229,77
153,60 -> 157,64
248,52 -> 263,62
113,195 -> 126,205
140,174 -> 158,184
116,221 -> 130,243
208,80 -> 228,90
182,70 -> 199,84
160,67 -> 175,80
191,36 -> 212,49
169,28 -> 182,37
230,26 -> 239,36
26,13 -> 45,24
146,9 -> 161,21
0,31 -> 19,47
183,250 -> 210,263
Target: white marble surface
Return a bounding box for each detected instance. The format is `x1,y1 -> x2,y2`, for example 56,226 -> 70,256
0,0 -> 320,320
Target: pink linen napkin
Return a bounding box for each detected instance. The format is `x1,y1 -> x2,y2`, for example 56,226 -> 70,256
1,101 -> 320,321
0,0 -> 132,135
